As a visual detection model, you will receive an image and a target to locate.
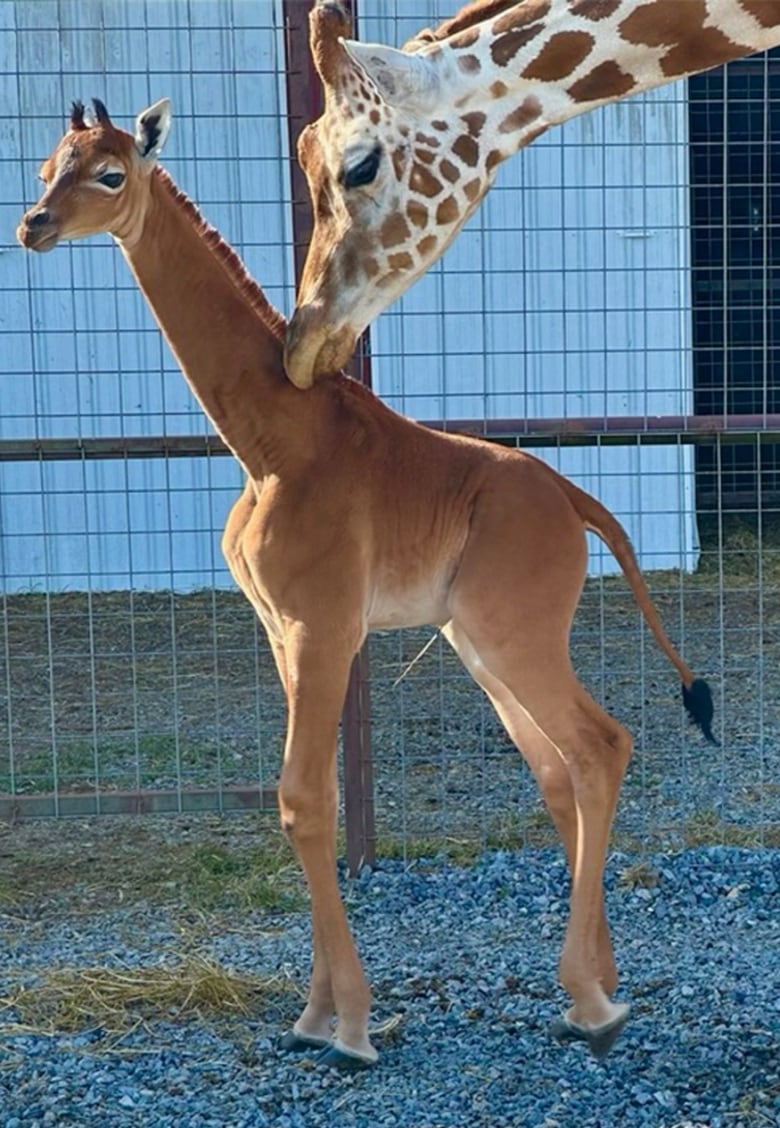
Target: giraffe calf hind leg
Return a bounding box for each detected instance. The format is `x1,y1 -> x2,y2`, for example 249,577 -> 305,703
550,1003 -> 631,1059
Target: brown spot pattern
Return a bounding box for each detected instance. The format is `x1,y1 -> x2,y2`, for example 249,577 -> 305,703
369,109 -> 380,124
457,54 -> 482,73
432,120 -> 449,132
619,0 -> 699,45
521,31 -> 595,80
436,195 -> 460,225
410,162 -> 444,197
621,0 -> 750,75
463,178 -> 482,202
491,22 -> 546,66
392,147 -> 405,181
485,148 -> 503,174
364,257 -> 380,278
415,132 -> 440,147
407,201 -> 428,227
462,111 -> 486,136
498,94 -> 543,133
417,234 -> 438,257
490,80 -> 509,98
380,213 -> 411,248
388,251 -> 413,270
414,147 -> 436,165
738,0 -> 780,26
663,29 -> 750,77
568,60 -> 635,102
452,133 -> 480,166
493,0 -> 550,34
440,159 -> 460,183
570,0 -> 620,19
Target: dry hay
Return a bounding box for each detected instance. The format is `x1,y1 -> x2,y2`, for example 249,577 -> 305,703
0,953 -> 300,1043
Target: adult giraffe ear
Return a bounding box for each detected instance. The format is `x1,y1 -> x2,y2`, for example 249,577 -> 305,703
340,39 -> 440,110
133,98 -> 172,163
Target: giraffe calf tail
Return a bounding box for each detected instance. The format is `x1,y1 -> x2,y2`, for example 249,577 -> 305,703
561,478 -> 719,745
681,679 -> 717,745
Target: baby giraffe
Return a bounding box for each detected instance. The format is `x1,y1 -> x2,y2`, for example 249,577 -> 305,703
18,98 -> 714,1069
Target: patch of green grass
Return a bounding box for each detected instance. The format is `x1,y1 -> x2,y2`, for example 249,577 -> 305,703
681,810 -> 780,849
166,841 -> 305,913
373,808 -> 558,867
1,733 -> 218,794
0,816 -> 305,917
617,861 -> 659,889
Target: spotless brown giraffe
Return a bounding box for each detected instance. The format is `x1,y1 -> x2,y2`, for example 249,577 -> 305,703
18,98 -> 714,1068
284,0 -> 780,389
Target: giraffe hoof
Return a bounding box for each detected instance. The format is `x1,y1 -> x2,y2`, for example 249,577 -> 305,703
315,1039 -> 378,1071
279,1029 -> 331,1054
550,1005 -> 630,1059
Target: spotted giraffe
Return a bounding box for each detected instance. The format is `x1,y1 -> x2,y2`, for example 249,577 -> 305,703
284,0 -> 780,389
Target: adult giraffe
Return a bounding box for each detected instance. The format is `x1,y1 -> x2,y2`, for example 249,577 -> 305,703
18,98 -> 714,1068
284,0 -> 780,389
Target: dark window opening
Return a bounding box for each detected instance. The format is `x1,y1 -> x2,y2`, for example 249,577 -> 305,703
689,49 -> 780,510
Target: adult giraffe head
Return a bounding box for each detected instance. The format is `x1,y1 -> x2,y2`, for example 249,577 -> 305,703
284,0 -> 780,389
17,97 -> 172,252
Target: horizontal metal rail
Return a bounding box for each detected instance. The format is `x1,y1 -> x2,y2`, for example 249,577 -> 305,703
0,784 -> 278,822
1,414 -> 779,462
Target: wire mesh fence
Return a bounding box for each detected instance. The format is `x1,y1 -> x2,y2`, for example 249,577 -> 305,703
1,1 -> 778,857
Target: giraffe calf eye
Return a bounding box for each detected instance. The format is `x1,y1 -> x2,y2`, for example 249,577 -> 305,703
340,147 -> 381,190
97,170 -> 125,189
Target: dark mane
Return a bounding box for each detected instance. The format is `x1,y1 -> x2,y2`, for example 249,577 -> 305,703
152,167 -> 288,344
404,0 -> 538,47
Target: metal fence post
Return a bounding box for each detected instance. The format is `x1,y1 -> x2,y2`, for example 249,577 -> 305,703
282,0 -> 375,874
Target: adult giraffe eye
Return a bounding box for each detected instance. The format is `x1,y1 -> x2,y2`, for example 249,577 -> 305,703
97,170 -> 125,189
341,147 -> 381,190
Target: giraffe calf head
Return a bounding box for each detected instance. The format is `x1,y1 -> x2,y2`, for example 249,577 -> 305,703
17,98 -> 172,253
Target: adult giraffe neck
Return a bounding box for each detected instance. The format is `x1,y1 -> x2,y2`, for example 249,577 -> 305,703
421,0 -> 780,160
116,168 -> 292,477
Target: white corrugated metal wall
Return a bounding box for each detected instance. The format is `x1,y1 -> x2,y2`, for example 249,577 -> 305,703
0,0 -> 294,592
0,0 -> 697,592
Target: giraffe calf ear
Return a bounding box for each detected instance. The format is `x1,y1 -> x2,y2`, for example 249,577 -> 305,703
133,98 -> 172,162
340,40 -> 440,110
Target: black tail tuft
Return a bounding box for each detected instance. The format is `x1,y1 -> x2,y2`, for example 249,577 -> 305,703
682,678 -> 718,745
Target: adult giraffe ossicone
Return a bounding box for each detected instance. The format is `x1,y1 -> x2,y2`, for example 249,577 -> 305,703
18,98 -> 715,1068
284,0 -> 780,389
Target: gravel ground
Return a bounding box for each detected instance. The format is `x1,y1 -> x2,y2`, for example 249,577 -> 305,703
2,817 -> 780,1127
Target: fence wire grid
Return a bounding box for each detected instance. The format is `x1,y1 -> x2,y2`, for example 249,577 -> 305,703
0,1 -> 779,858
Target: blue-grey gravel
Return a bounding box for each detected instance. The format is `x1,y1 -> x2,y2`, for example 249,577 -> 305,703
2,846 -> 780,1127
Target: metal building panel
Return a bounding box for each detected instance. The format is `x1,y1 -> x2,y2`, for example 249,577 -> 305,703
1,0 -> 292,593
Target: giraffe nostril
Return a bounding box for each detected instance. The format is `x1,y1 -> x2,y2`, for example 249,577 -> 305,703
27,209 -> 51,229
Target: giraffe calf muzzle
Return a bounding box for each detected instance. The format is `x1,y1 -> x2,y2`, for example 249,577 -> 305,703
16,210 -> 59,253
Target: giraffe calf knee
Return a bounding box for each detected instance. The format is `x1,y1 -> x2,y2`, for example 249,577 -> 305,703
278,778 -> 336,842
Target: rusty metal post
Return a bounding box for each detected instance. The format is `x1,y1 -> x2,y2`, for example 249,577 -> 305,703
282,0 -> 375,874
